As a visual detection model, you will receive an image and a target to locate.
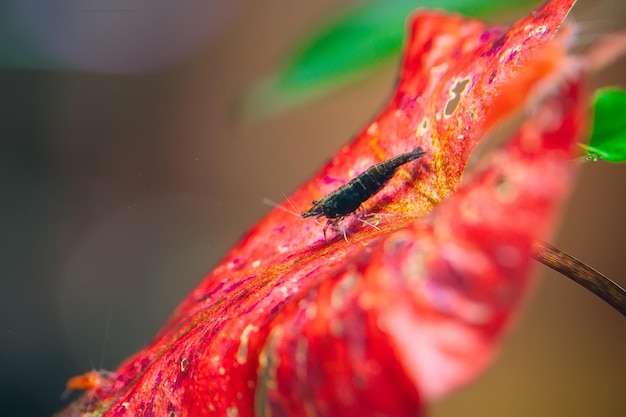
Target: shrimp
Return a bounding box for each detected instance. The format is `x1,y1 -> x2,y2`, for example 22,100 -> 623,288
302,147 -> 426,239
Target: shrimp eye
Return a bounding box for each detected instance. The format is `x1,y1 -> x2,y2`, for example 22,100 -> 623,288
312,200 -> 319,205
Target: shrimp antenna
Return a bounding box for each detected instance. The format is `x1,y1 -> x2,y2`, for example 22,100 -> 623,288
89,307 -> 114,406
98,306 -> 113,371
262,197 -> 301,218
282,193 -> 300,214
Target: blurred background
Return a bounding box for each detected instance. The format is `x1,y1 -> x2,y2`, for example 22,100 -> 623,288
0,0 -> 624,416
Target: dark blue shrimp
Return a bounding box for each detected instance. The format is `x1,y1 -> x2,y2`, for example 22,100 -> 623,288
302,147 -> 425,239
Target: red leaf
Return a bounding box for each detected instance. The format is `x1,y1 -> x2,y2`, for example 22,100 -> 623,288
57,0 -> 588,416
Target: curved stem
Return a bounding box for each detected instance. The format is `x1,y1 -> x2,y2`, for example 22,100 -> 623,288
531,240 -> 626,317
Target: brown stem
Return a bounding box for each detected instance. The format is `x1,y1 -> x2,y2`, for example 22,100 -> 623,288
531,240 -> 626,317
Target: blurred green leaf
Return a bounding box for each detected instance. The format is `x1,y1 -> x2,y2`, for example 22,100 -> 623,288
581,88 -> 626,163
242,0 -> 538,120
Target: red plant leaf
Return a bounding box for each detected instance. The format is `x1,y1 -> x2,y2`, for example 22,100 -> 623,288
57,0 -> 587,416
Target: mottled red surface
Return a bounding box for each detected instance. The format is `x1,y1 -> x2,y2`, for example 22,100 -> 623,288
57,0 -> 587,416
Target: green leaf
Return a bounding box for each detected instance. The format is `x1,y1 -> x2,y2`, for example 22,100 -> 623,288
582,88 -> 626,163
241,0 -> 538,120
